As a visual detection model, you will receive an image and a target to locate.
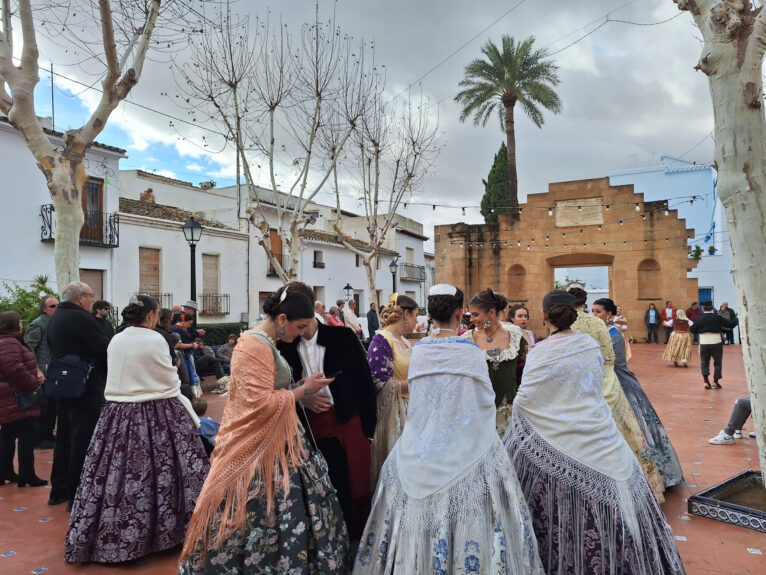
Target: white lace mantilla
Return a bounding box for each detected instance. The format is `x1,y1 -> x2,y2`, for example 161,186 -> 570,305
396,336 -> 498,499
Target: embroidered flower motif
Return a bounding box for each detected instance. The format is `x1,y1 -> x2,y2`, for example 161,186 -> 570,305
464,554 -> 481,573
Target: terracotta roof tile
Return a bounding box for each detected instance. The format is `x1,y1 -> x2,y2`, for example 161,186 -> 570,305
119,197 -> 234,230
300,229 -> 397,255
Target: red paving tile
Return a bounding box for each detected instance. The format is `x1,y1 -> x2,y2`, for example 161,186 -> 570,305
1,348 -> 766,574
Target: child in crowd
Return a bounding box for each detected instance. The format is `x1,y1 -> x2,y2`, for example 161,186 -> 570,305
191,397 -> 219,457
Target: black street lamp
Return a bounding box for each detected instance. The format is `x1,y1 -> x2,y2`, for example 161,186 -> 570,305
343,283 -> 353,300
388,257 -> 399,293
181,217 -> 203,302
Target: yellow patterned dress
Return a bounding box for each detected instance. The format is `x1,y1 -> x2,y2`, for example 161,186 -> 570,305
367,329 -> 412,491
572,313 -> 666,502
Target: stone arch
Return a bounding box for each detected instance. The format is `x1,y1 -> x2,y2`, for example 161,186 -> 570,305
507,264 -> 527,301
637,258 -> 661,300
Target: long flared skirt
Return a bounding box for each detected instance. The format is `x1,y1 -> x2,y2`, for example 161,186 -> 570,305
614,369 -> 685,488
66,398 -> 210,564
505,413 -> 686,575
662,332 -> 693,365
370,379 -> 408,491
354,438 -> 544,574
178,437 -> 349,574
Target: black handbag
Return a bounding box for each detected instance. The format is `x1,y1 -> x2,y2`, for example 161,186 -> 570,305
44,354 -> 93,398
16,387 -> 44,411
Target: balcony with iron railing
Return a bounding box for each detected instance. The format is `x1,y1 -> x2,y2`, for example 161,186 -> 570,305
313,259 -> 325,269
40,204 -> 119,248
266,253 -> 291,277
137,292 -> 175,309
199,293 -> 231,316
398,263 -> 426,282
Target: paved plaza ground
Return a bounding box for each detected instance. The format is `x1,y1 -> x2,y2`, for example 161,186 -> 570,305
0,344 -> 764,574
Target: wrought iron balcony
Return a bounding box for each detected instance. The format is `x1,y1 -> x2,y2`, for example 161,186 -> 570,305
267,253 -> 291,277
40,204 -> 119,248
199,294 -> 231,316
398,263 -> 426,282
313,260 -> 325,269
137,292 -> 175,309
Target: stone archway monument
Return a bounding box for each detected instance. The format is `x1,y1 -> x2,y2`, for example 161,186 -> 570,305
434,177 -> 699,337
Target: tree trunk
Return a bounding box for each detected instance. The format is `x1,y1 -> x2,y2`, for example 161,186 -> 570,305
363,255 -> 378,314
48,157 -> 88,288
708,71 -> 766,478
504,100 -> 519,213
679,0 -> 766,479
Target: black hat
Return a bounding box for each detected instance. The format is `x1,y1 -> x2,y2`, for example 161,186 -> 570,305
701,300 -> 714,309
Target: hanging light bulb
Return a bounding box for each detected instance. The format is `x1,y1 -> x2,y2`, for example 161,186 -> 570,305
562,232 -> 566,238
664,209 -> 669,216
545,244 -> 549,249
578,205 -> 582,211
517,240 -> 521,247
623,240 -> 627,245
579,229 -> 584,234
531,237 -> 535,243
606,204 -> 611,210
462,207 -> 466,216
563,243 -> 567,248
545,235 -> 550,241
526,245 -> 530,251
597,225 -> 602,231
619,220 -> 624,225
548,207 -> 553,216
635,203 -> 640,211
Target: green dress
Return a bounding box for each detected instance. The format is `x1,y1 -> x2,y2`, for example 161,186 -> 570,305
465,326 -> 526,435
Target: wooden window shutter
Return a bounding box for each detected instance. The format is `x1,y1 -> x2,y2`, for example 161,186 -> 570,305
139,247 -> 160,294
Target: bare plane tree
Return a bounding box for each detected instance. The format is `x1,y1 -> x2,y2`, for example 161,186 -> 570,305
178,4 -> 373,283
0,0 -> 197,289
329,87 -> 441,305
673,0 -> 766,475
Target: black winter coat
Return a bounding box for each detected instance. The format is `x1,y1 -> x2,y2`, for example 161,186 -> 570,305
46,302 -> 109,396
277,322 -> 377,438
0,333 -> 41,423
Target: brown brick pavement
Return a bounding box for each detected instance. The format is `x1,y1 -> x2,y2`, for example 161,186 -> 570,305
0,346 -> 764,574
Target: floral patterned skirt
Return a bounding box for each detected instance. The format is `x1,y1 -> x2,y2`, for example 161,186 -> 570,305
178,438 -> 349,575
662,331 -> 693,365
65,398 -> 210,563
370,379 -> 408,491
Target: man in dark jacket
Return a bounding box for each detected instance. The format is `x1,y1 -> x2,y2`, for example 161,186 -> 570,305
277,282 -> 376,542
91,300 -> 115,342
366,303 -> 380,335
24,295 -> 58,448
690,300 -> 738,389
46,282 -> 109,510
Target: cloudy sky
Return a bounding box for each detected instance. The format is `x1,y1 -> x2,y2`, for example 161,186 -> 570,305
28,0 -> 713,261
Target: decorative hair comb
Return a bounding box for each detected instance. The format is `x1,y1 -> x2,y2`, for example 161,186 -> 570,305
388,293 -> 398,304
129,295 -> 144,307
429,284 -> 457,296
279,287 -> 289,303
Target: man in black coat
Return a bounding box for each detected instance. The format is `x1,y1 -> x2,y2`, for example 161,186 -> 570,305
46,282 -> 109,510
690,300 -> 738,389
277,282 -> 376,542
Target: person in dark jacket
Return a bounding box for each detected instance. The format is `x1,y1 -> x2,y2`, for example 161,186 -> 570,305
690,300 -> 738,389
366,302 -> 380,334
24,295 -> 59,449
0,311 -> 47,486
46,282 -> 109,510
92,300 -> 115,342
644,303 -> 660,343
277,282 -> 377,542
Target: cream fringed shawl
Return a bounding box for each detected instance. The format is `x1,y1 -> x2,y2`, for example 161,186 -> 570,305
180,334 -> 303,562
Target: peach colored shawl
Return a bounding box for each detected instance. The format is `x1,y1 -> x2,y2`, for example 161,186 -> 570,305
180,333 -> 303,561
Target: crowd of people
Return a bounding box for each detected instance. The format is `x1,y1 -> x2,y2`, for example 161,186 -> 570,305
0,276 -> 748,573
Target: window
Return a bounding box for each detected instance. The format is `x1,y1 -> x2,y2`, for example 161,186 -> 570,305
406,247 -> 414,264
80,269 -> 104,301
637,258 -> 661,300
355,253 -> 361,267
202,254 -> 220,295
313,250 -> 325,268
82,178 -> 104,242
139,247 -> 160,295
507,264 -> 527,302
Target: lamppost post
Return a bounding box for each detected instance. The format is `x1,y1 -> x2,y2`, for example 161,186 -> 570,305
181,217 -> 203,303
388,257 -> 399,293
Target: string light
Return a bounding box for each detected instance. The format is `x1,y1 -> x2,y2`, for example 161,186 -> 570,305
635,203 -> 640,211
606,204 -> 611,210
462,207 -> 466,216
548,207 -> 553,216
664,209 -> 669,216
597,225 -> 602,230
619,220 -> 624,225
578,205 -> 582,211
526,245 -> 530,251
562,232 -> 566,238
517,240 -> 521,247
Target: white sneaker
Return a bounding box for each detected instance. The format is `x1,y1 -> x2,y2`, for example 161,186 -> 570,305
733,430 -> 743,439
709,430 -> 735,445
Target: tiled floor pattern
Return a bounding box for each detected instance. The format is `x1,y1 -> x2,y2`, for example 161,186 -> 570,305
1,346 -> 765,573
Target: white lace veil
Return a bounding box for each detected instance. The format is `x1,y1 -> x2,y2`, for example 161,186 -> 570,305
395,337 -> 498,498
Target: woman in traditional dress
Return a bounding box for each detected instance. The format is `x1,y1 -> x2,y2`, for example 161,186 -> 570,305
594,298 -> 685,489
504,290 -> 686,575
568,287 -> 665,502
465,289 -> 526,435
179,288 -> 348,574
354,284 -> 543,575
662,309 -> 693,367
66,295 -> 209,564
614,305 -> 632,361
367,294 -> 418,490
509,303 -> 537,348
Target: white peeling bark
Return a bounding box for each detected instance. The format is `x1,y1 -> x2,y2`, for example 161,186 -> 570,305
675,0 -> 766,479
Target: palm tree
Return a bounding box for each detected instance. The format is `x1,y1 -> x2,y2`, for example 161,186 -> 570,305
455,35 -> 561,212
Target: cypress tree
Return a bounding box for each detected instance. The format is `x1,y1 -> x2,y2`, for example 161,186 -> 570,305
481,142 -> 510,223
